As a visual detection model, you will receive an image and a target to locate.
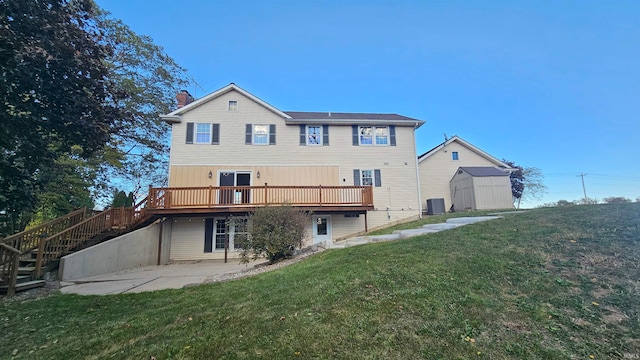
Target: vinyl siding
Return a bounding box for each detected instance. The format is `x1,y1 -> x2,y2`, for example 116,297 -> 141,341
418,141 -> 506,211
167,89 -> 421,259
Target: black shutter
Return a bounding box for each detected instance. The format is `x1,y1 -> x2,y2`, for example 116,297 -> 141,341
353,169 -> 360,186
204,218 -> 213,253
352,125 -> 359,146
322,125 -> 329,146
374,169 -> 382,187
245,124 -> 252,144
211,124 -> 220,145
186,122 -> 194,144
389,125 -> 396,146
299,125 -> 306,145
269,124 -> 276,145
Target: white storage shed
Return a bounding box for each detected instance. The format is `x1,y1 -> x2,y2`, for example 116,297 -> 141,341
450,167 -> 514,211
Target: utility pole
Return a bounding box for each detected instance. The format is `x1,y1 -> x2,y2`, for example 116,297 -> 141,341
577,173 -> 588,204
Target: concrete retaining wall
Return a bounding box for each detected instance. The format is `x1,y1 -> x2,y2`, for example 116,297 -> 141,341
60,221 -> 169,281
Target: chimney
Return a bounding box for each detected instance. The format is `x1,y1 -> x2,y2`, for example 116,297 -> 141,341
176,90 -> 194,109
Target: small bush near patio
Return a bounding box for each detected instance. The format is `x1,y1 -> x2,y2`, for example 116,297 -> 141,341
235,204 -> 310,263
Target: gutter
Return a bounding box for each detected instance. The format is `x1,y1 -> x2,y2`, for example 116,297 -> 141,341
413,121 -> 423,218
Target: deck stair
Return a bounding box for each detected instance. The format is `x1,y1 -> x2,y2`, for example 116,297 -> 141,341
1,206 -> 146,296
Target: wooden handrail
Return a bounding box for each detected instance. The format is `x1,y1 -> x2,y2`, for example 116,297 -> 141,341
1,207 -> 87,254
0,244 -> 20,296
0,242 -> 20,254
1,208 -> 88,296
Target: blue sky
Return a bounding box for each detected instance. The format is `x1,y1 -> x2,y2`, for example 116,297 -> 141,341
96,0 -> 639,207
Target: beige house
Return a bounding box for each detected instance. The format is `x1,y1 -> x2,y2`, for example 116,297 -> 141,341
155,83 -> 425,260
417,136 -> 514,213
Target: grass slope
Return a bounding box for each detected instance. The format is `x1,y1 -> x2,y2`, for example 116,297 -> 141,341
2,203 -> 639,359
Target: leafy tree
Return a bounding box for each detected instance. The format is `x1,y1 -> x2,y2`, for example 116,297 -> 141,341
111,190 -> 134,207
93,7 -> 188,201
0,0 -> 188,235
602,197 -> 631,204
235,205 -> 310,264
502,159 -> 548,209
0,0 -> 123,235
27,150 -> 95,227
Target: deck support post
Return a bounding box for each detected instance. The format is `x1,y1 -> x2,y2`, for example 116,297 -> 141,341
224,216 -> 229,263
364,212 -> 368,233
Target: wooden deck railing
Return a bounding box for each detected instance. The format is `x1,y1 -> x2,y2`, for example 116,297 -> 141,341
0,243 -> 20,296
146,185 -> 374,210
1,208 -> 88,295
1,208 -> 87,255
33,207 -> 133,277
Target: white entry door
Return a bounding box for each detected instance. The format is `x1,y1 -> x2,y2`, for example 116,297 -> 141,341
312,215 -> 332,243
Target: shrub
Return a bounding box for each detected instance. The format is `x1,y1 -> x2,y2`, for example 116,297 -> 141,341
234,205 -> 310,264
602,197 -> 631,204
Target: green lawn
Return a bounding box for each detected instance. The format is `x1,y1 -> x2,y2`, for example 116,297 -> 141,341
2,203 -> 639,359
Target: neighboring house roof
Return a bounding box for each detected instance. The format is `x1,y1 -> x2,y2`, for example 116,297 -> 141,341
417,135 -> 512,168
160,83 -> 425,127
457,166 -> 510,177
160,83 -> 292,123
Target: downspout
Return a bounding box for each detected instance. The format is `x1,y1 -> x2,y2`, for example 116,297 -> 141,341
413,122 -> 423,218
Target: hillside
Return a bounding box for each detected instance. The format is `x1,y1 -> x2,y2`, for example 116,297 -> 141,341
2,203 -> 639,359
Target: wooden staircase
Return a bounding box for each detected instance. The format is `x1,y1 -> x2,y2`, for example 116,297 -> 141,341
1,199 -> 152,296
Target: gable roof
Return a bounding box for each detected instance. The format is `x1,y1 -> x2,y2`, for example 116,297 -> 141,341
457,166 -> 510,177
160,83 -> 425,127
417,135 -> 512,168
160,83 -> 291,123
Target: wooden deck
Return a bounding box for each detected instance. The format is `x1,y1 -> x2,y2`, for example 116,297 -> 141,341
143,185 -> 374,215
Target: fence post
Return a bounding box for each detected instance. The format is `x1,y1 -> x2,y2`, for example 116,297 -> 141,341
148,185 -> 153,208
34,235 -> 47,278
8,252 -> 19,296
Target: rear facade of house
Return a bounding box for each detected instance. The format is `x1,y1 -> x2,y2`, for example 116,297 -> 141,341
159,84 -> 425,261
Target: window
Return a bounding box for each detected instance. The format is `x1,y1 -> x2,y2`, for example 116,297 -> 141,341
228,100 -> 238,112
359,126 -> 388,145
359,126 -> 372,145
246,124 -> 276,145
186,122 -> 219,144
213,218 -> 247,250
452,151 -> 459,160
196,123 -> 211,144
215,219 -> 227,249
353,125 -> 395,146
375,127 -> 388,145
361,170 -> 373,186
253,124 -> 268,144
353,169 -> 382,187
307,125 -> 322,145
300,124 -> 329,146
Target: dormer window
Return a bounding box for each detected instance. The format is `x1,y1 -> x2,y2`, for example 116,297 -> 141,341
228,100 -> 238,112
